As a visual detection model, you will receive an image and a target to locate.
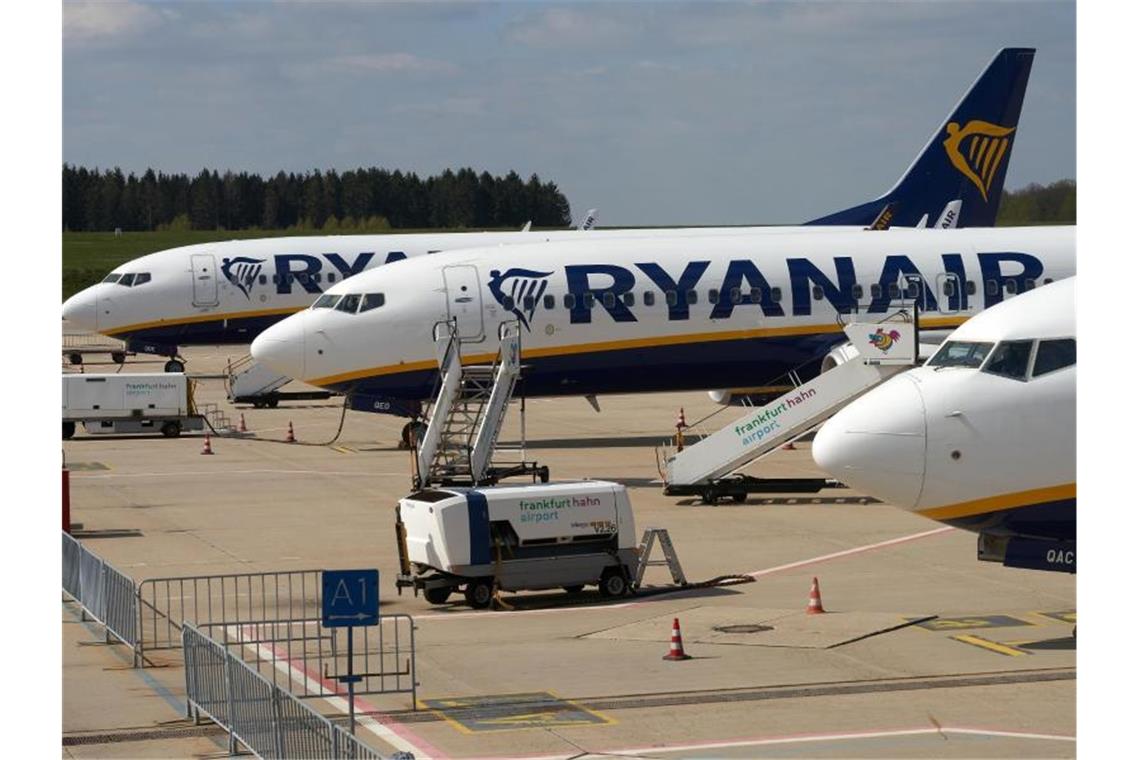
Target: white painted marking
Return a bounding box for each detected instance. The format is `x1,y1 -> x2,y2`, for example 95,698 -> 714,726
747,525 -> 954,578
411,526 -> 954,623
484,725 -> 1076,760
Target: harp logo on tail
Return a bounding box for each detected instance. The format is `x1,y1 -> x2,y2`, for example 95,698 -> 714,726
221,257 -> 265,299
942,120 -> 1016,202
488,268 -> 553,331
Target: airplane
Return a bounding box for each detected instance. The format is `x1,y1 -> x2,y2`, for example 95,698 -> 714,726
62,47 -> 1034,370
250,227 -> 1076,440
811,277 -> 1075,573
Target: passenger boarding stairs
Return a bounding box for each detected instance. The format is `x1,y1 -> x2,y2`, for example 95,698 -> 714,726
415,320 -> 542,488
662,313 -> 919,503
225,355 -> 292,406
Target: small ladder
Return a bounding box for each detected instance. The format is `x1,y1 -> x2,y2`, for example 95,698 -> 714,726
634,528 -> 687,588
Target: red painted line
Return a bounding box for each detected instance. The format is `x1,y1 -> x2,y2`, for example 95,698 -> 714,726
239,623 -> 446,759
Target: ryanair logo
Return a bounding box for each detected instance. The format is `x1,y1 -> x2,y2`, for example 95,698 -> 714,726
221,256 -> 265,300
488,267 -> 552,331
943,120 -> 1016,202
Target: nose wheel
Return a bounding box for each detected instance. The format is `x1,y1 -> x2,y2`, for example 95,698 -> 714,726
164,358 -> 186,373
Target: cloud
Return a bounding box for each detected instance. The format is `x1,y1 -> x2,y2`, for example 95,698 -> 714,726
324,52 -> 458,76
63,0 -> 166,42
508,7 -> 631,48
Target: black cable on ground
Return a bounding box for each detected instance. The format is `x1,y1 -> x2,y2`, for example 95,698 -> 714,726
200,393 -> 352,447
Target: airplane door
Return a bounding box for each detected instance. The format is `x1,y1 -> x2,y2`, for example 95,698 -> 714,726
934,273 -> 962,314
442,265 -> 485,341
191,254 -> 219,307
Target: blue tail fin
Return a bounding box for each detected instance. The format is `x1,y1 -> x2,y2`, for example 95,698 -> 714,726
806,47 -> 1035,228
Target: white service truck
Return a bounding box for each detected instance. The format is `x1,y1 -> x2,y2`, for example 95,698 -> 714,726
62,373 -> 204,439
395,481 -> 639,608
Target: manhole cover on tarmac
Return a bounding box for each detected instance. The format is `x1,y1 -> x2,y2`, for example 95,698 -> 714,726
713,624 -> 774,634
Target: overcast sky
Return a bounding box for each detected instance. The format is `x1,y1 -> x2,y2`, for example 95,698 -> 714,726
63,0 -> 1075,226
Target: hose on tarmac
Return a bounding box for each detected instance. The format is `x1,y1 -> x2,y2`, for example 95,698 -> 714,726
198,393 -> 352,447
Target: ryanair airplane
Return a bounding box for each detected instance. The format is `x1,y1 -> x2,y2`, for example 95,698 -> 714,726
250,226 -> 1075,421
812,277 -> 1075,574
62,48 -> 1034,369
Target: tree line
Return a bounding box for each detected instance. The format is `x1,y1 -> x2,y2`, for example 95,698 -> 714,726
996,179 -> 1075,225
62,165 -> 573,232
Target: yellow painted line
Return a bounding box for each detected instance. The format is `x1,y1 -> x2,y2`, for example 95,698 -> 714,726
308,314 -> 971,387
918,482 -> 1076,522
952,634 -> 1030,657
330,445 -> 353,454
105,305 -> 304,336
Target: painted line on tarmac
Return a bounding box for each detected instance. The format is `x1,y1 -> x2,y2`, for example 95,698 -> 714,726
746,525 -> 954,578
230,624 -> 444,760
71,468 -> 403,479
485,725 -> 1075,760
952,634 -> 1030,657
411,526 -> 954,624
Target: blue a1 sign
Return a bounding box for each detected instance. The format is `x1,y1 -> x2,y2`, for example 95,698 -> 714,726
321,569 -> 380,627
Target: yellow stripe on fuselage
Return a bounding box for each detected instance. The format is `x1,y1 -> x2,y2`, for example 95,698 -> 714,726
917,483 -> 1076,522
104,306 -> 306,337
308,314 -> 971,387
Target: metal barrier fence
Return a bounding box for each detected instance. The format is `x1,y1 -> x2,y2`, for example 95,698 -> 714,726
139,570 -> 417,706
183,624 -> 406,759
62,546 -> 416,706
62,531 -> 138,650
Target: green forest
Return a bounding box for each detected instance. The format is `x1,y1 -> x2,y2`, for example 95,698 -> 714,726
62,165 -> 573,233
996,179 -> 1076,225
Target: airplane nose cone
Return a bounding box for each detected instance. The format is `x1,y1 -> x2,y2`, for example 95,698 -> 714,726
62,290 -> 97,331
251,313 -> 307,380
812,374 -> 928,508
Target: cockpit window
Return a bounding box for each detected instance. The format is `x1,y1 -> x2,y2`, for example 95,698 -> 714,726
1032,338 -> 1076,377
102,273 -> 121,284
313,294 -> 340,309
359,293 -> 385,313
133,273 -> 151,286
982,340 -> 1033,380
118,273 -> 136,287
335,294 -> 361,313
928,341 -> 994,369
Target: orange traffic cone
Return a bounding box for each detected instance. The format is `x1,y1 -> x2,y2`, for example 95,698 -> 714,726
286,421 -> 296,443
663,617 -> 692,661
201,432 -> 214,455
806,577 -> 826,614
782,440 -> 796,450
238,413 -> 248,433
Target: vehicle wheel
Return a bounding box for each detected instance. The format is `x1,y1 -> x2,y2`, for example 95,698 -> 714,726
701,488 -> 719,505
423,586 -> 452,605
598,567 -> 628,598
161,421 -> 181,438
562,585 -> 585,594
539,467 -> 550,484
111,351 -> 126,364
401,421 -> 426,449
253,401 -> 266,409
68,352 -> 83,365
731,492 -> 747,503
267,398 -> 279,409
464,579 -> 494,609
164,359 -> 185,373
63,421 -> 75,440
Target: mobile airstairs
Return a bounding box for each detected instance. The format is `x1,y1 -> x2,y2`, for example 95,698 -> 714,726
224,355 -> 335,407
661,311 -> 920,504
413,319 -> 548,489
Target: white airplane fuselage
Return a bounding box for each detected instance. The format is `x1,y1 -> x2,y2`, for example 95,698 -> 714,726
251,226 -> 1075,408
812,277 -> 1076,564
62,227 -> 862,353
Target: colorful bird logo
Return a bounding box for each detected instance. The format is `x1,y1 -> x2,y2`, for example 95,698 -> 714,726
868,327 -> 902,353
